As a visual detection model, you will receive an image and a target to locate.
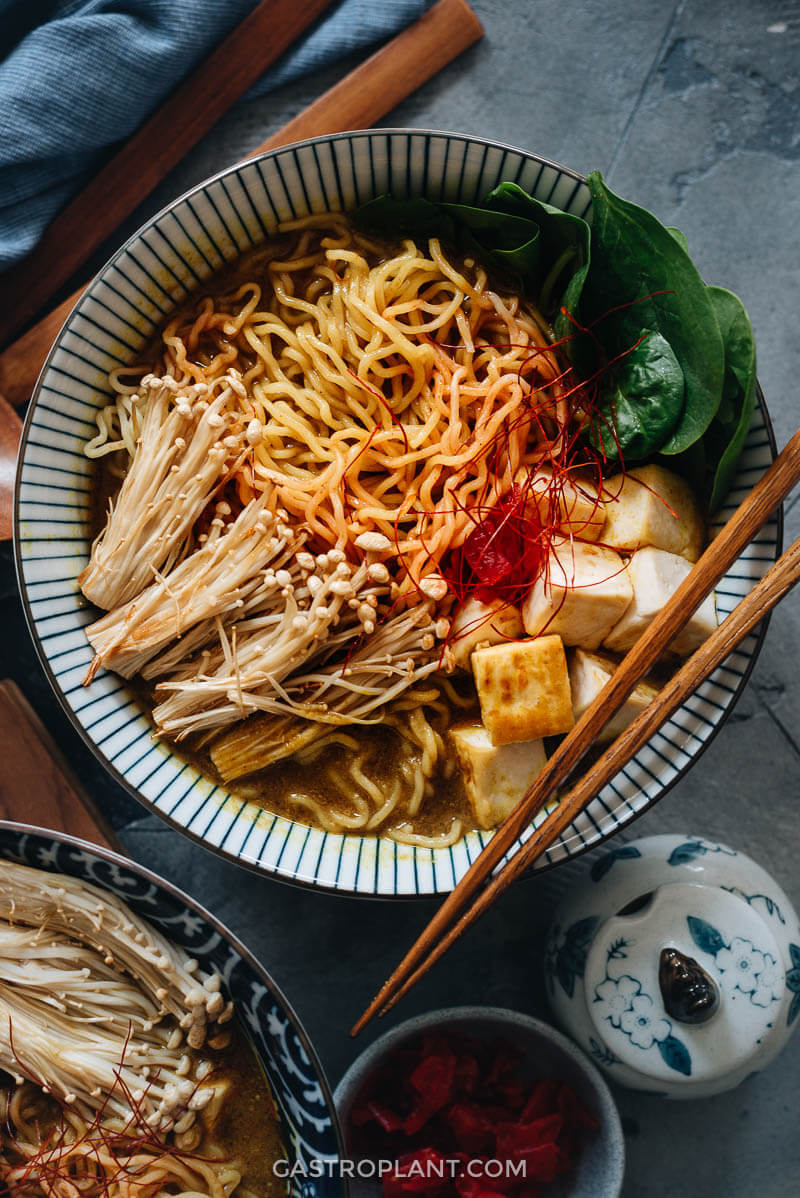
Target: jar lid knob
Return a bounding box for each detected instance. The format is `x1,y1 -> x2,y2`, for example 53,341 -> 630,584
658,947 -> 719,1025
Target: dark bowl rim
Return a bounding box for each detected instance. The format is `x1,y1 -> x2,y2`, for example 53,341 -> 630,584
12,128 -> 782,900
333,1004 -> 625,1198
0,817 -> 348,1184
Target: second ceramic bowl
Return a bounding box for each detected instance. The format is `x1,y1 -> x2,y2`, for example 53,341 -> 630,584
334,1006 -> 625,1198
0,821 -> 345,1197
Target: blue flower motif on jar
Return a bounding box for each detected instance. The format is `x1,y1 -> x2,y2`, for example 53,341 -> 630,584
591,943 -> 691,1075
593,975 -> 640,1027
716,937 -> 769,995
619,995 -> 671,1050
687,918 -> 782,1011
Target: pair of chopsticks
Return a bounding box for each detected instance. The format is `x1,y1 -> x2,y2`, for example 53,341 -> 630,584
0,0 -> 483,537
0,0 -> 336,349
352,426 -> 800,1035
0,0 -> 483,352
0,0 -> 482,376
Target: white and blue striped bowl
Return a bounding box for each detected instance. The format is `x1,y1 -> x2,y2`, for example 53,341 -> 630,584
14,131 -> 780,897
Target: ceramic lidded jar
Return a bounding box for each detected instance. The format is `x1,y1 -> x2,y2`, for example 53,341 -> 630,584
544,834 -> 800,1098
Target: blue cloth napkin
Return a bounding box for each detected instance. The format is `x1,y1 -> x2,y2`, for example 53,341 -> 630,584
0,0 -> 429,272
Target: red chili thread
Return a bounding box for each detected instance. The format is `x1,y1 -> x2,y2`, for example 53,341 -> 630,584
0,1021 -> 229,1198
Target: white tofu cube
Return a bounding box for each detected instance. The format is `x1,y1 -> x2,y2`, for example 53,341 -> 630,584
670,588 -> 719,657
450,597 -> 523,670
603,547 -> 718,655
601,464 -> 705,562
471,634 -> 574,744
568,649 -> 658,743
450,722 -> 547,829
518,465 -> 605,541
521,540 -> 633,650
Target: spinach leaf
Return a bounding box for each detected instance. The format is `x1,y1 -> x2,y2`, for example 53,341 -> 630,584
478,182 -> 591,316
354,186 -> 590,320
578,172 -> 725,455
441,202 -> 544,279
703,286 -> 756,511
667,226 -> 689,254
593,330 -> 685,461
355,195 -> 457,242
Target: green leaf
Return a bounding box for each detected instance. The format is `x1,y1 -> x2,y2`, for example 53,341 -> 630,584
703,286 -> 757,511
593,330 -> 685,460
667,226 -> 689,254
480,182 -> 591,315
354,195 -> 457,242
582,172 -> 725,455
443,202 -> 544,278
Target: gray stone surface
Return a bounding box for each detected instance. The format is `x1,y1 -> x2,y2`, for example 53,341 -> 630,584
4,2 -> 800,1195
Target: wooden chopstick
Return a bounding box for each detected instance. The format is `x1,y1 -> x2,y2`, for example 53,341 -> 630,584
0,680 -> 121,850
252,0 -> 483,154
375,532 -> 800,1019
0,394 -> 22,540
0,0 -> 335,348
0,0 -> 483,409
351,427 -> 800,1036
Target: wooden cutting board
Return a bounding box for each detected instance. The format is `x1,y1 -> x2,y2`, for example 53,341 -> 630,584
0,679 -> 120,849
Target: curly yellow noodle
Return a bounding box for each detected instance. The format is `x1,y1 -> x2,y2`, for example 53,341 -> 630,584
90,213 -> 564,841
2,1082 -> 239,1198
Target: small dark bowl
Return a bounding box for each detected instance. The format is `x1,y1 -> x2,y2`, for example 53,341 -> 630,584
334,1006 -> 625,1198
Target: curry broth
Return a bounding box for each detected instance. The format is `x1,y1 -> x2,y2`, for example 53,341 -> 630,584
0,1020 -> 287,1197
85,228 -> 544,842
209,1022 -> 288,1196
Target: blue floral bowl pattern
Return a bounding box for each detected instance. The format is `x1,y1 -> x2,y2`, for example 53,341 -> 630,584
545,834 -> 800,1098
14,130 -> 780,895
0,822 -> 345,1197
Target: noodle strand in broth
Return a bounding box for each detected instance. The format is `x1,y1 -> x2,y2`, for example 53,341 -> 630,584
82,214 -> 568,845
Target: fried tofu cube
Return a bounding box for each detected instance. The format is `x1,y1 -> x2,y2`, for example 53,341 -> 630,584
568,649 -> 658,743
450,722 -> 547,829
195,1076 -> 234,1131
603,547 -> 718,656
450,597 -> 524,670
471,634 -> 574,744
521,540 -> 633,650
601,464 -> 705,562
518,465 -> 605,541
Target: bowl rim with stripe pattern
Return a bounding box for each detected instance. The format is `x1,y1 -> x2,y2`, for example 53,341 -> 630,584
13,129 -> 781,897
